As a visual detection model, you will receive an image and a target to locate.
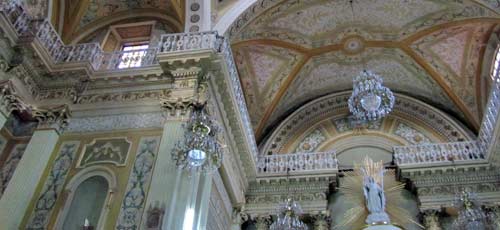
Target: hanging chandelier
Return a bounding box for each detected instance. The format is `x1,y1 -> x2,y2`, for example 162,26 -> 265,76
348,70 -> 395,121
270,197 -> 308,230
171,102 -> 223,173
452,191 -> 495,230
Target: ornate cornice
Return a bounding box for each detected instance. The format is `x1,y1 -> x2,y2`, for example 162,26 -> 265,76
32,104 -> 71,134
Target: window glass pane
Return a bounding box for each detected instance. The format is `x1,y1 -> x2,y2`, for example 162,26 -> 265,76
118,44 -> 149,69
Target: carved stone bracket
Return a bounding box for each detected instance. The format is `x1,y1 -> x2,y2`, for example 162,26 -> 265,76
232,207 -> 249,226
32,104 -> 71,134
422,209 -> 442,230
160,97 -> 194,119
0,80 -> 28,117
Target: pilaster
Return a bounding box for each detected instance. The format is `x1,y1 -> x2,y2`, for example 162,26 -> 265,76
0,104 -> 69,229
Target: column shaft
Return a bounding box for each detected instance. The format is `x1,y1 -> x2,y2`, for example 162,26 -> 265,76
0,129 -> 59,229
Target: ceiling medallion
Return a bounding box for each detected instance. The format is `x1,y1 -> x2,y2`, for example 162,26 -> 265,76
171,102 -> 223,173
348,70 -> 395,121
342,36 -> 365,55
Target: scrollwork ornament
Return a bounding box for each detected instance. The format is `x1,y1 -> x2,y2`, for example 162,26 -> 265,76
0,80 -> 27,116
160,97 -> 194,118
32,104 -> 71,134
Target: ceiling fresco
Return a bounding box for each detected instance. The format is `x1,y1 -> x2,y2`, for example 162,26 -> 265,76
80,0 -> 172,27
230,0 -> 500,141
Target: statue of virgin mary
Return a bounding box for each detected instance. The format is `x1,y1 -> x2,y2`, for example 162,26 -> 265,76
360,157 -> 390,225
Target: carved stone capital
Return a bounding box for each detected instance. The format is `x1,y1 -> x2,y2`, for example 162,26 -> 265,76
0,80 -> 28,117
312,213 -> 331,230
422,209 -> 442,230
232,207 -> 249,225
254,215 -> 271,230
160,97 -> 194,119
32,104 -> 71,134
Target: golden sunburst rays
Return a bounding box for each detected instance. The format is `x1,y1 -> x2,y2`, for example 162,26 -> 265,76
333,169 -> 423,229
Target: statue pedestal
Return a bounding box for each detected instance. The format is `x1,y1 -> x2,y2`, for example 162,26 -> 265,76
362,224 -> 403,230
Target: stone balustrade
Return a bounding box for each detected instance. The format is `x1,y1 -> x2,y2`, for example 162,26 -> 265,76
394,141 -> 485,167
159,31 -> 221,53
98,48 -> 158,70
256,151 -> 338,176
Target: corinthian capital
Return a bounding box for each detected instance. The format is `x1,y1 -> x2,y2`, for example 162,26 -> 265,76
422,209 -> 442,230
32,104 -> 71,134
0,80 -> 28,117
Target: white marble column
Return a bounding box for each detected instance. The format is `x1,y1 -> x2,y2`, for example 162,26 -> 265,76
0,104 -> 69,229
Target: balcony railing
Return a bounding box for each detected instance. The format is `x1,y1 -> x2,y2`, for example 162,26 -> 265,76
394,141 -> 485,167
159,32 -> 221,53
256,151 -> 338,176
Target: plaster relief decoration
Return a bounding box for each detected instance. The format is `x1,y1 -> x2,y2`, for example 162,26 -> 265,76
26,141 -> 81,229
116,136 -> 160,230
234,45 -> 301,128
333,117 -> 382,133
294,128 -> 326,153
394,122 -> 432,145
78,138 -> 132,168
0,144 -> 27,196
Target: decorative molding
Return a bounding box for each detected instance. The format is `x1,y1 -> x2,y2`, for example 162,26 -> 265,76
78,138 -> 132,168
32,104 -> 71,134
160,97 -> 194,118
25,141 -> 80,229
66,112 -> 165,133
116,136 -> 161,230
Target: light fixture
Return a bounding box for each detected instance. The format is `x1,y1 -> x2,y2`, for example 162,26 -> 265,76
348,70 -> 395,121
171,102 -> 222,173
270,169 -> 308,230
452,190 -> 495,230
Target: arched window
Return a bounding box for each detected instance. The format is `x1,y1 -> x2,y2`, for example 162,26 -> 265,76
62,176 -> 109,229
55,166 -> 116,230
491,45 -> 500,82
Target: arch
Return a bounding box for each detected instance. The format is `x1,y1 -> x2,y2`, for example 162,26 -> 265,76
69,9 -> 183,44
260,92 -> 475,156
55,166 -> 117,230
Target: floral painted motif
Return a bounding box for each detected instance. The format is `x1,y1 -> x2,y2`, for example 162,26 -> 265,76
0,144 -> 27,196
294,129 -> 326,152
26,141 -> 80,229
79,138 -> 131,167
333,118 -> 382,133
394,123 -> 432,145
116,136 -> 160,230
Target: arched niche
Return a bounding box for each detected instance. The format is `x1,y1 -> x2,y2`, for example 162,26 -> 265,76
55,166 -> 117,230
260,92 -> 475,168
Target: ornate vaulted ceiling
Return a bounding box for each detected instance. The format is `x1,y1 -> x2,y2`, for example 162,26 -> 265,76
56,0 -> 184,42
229,0 -> 500,142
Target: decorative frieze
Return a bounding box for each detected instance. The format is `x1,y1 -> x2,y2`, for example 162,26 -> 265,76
32,104 -> 71,134
66,112 -> 165,133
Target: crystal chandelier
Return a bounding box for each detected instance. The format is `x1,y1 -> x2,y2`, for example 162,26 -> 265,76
452,191 -> 495,230
348,70 -> 395,121
171,102 -> 223,173
270,197 -> 308,230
